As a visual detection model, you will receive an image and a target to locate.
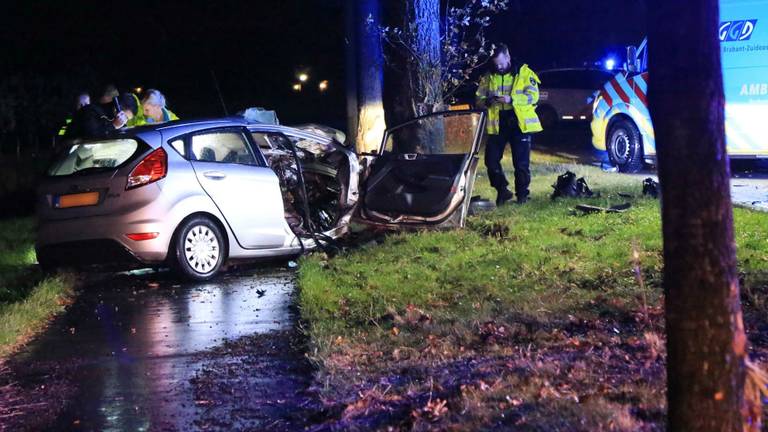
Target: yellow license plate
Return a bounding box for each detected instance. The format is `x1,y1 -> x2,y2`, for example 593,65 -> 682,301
55,191 -> 100,209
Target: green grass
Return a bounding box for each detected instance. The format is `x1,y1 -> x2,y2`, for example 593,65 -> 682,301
301,156 -> 768,338
297,152 -> 768,430
0,218 -> 74,357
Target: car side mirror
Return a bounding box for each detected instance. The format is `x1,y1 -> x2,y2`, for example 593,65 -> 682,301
626,45 -> 638,73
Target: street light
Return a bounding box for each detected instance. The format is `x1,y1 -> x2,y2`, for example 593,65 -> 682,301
292,83 -> 302,92
134,87 -> 143,94
298,73 -> 309,82
318,80 -> 329,91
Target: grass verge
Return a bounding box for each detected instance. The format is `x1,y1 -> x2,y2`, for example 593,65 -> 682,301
0,218 -> 75,358
298,152 -> 768,431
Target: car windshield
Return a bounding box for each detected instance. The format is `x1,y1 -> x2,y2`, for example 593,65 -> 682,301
48,139 -> 140,176
383,112 -> 482,155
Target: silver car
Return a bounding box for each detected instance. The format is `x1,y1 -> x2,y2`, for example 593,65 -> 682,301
36,110 -> 486,280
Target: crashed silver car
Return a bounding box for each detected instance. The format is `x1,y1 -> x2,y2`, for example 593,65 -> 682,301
35,110 -> 486,280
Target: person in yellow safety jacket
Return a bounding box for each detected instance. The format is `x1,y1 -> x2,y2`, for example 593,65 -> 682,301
476,43 -> 542,205
130,89 -> 179,126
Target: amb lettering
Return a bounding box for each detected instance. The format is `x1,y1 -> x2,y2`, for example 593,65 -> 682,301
740,83 -> 768,96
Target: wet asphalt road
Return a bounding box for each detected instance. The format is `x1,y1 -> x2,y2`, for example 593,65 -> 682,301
4,267 -> 317,431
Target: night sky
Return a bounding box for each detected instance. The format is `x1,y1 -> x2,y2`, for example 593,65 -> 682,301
0,0 -> 645,130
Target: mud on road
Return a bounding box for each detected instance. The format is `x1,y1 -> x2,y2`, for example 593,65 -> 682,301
0,267 -> 321,431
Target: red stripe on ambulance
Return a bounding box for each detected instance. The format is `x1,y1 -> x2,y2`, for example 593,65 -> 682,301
609,78 -> 631,104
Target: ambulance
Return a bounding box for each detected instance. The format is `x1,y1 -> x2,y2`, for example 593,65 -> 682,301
591,0 -> 768,172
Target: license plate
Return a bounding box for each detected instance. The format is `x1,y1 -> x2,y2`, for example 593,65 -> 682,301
54,191 -> 100,209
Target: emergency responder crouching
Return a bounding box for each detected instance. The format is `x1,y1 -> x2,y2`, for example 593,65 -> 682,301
476,43 -> 543,205
140,89 -> 179,125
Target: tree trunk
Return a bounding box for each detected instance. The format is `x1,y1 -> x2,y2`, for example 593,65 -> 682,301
344,0 -> 359,148
648,1 -> 755,430
409,0 -> 443,116
382,2 -> 412,127
353,0 -> 387,154
382,0 -> 443,126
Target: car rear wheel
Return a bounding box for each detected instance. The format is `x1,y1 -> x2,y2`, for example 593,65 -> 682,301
171,216 -> 225,281
606,118 -> 643,173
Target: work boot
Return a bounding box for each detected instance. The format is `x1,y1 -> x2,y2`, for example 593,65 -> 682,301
496,188 -> 514,206
516,195 -> 529,205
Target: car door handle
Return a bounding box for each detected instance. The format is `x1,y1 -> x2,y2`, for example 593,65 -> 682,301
203,171 -> 227,180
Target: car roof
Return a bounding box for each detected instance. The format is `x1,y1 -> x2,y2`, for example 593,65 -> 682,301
538,68 -> 615,74
112,117 -> 335,144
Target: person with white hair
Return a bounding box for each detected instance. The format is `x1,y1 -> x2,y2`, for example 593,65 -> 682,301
140,89 -> 179,124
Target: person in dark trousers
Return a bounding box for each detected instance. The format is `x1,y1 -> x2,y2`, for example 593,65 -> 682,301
476,44 -> 543,205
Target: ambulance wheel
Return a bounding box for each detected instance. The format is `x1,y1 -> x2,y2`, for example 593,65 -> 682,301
607,118 -> 643,173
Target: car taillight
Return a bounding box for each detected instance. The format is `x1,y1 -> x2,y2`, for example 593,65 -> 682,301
126,232 -> 160,241
127,148 -> 167,190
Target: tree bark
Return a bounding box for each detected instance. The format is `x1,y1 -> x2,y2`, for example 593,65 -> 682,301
648,1 -> 754,430
353,0 -> 387,154
409,0 -> 443,116
382,0 -> 443,125
344,0 -> 359,148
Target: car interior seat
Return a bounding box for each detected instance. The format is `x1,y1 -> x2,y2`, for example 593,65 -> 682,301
199,147 -> 217,162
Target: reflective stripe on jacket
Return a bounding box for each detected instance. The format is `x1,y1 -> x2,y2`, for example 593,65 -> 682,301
475,64 -> 543,135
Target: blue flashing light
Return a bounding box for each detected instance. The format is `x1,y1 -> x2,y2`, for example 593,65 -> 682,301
604,57 -> 617,71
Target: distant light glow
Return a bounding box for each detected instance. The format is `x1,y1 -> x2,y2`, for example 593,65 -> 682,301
318,80 -> 329,91
604,57 -> 617,70
292,83 -> 302,92
298,73 -> 309,82
562,115 -> 575,120
134,87 -> 143,94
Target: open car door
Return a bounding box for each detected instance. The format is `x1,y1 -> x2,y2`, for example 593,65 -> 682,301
359,110 -> 486,228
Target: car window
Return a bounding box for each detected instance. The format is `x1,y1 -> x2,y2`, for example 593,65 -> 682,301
191,131 -> 257,165
48,139 -> 140,176
169,139 -> 185,157
383,111 -> 482,155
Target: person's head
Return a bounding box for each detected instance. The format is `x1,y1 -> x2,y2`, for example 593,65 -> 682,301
491,44 -> 511,73
75,92 -> 90,110
117,93 -> 139,121
141,89 -> 166,121
98,84 -> 119,104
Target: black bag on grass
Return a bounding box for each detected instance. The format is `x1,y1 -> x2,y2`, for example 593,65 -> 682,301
552,171 -> 594,199
643,178 -> 660,198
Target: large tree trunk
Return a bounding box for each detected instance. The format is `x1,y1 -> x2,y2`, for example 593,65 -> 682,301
648,1 -> 755,430
352,0 -> 387,154
344,0 -> 359,149
382,0 -> 443,125
408,0 -> 443,116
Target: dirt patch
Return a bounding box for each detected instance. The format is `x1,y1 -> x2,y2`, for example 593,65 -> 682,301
189,330 -> 326,431
307,307 -> 768,432
0,360 -> 78,431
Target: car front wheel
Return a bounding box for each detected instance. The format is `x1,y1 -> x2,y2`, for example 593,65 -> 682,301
171,216 -> 225,281
606,118 -> 643,173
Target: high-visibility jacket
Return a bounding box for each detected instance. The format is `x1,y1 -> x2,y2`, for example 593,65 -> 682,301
475,64 -> 543,135
127,93 -> 179,127
57,117 -> 73,136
